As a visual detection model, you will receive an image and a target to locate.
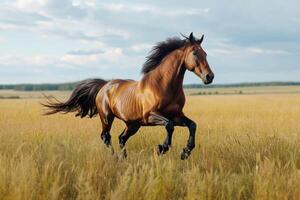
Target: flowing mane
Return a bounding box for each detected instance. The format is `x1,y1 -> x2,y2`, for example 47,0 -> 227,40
141,37 -> 187,74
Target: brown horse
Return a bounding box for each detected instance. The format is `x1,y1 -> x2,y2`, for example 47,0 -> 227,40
43,32 -> 214,160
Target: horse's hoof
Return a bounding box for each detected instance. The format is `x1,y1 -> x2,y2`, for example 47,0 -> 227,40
119,143 -> 125,149
157,145 -> 164,155
180,148 -> 191,160
157,144 -> 169,155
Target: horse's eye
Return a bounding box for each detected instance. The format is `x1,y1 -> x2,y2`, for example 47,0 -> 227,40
193,51 -> 197,56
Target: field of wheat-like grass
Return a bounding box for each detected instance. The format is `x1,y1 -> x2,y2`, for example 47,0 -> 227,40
1,93 -> 300,200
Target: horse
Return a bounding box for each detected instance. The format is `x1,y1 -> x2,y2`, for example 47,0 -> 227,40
43,32 -> 214,160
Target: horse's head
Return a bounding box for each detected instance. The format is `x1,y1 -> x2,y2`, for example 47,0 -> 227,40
183,32 -> 214,85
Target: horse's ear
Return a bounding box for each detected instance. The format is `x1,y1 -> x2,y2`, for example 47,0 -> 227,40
189,32 -> 195,43
197,34 -> 204,44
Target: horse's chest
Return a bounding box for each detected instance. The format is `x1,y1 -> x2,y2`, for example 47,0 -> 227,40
159,96 -> 185,115
161,103 -> 182,115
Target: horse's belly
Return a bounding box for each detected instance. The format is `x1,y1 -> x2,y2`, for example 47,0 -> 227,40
114,103 -> 143,122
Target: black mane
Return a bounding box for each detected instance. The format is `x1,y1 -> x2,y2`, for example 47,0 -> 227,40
141,37 -> 187,74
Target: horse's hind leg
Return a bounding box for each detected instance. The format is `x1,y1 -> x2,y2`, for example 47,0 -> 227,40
99,113 -> 115,153
118,123 -> 140,158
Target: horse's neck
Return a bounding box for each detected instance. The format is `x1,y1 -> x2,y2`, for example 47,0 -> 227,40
144,50 -> 186,94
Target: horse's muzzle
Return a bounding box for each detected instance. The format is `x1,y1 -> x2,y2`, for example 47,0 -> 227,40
204,73 -> 214,84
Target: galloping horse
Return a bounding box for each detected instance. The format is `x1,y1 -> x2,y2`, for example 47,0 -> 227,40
43,32 -> 214,160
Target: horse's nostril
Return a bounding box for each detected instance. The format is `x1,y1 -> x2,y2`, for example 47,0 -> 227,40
206,73 -> 214,82
206,74 -> 211,81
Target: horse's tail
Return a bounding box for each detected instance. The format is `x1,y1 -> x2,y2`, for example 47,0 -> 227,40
42,79 -> 107,118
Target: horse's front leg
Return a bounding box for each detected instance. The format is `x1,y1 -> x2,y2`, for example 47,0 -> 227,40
148,112 -> 174,155
175,115 -> 197,160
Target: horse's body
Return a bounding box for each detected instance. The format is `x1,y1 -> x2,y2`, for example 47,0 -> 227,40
43,33 -> 214,159
97,49 -> 186,124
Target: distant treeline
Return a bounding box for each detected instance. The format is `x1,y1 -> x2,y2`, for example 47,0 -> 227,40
184,81 -> 300,88
0,81 -> 300,91
0,82 -> 77,91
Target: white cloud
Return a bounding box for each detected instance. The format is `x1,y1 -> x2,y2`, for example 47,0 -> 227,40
247,47 -> 288,55
61,48 -> 125,65
0,0 -> 130,41
72,0 -> 96,8
0,47 -> 144,83
209,41 -> 290,58
61,54 -> 98,66
0,54 -> 57,67
0,47 -> 128,69
0,1 -> 206,43
12,0 -> 47,13
29,55 -> 57,66
130,43 -> 152,52
100,3 -> 210,17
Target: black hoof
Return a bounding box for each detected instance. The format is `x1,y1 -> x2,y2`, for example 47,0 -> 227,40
180,148 -> 191,160
157,144 -> 169,155
157,145 -> 163,155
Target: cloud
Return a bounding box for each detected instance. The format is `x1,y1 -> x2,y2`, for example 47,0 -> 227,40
0,0 -> 300,84
9,0 -> 87,19
209,41 -> 291,58
0,6 -> 50,29
0,46 -> 129,69
61,48 -> 126,66
130,43 -> 152,52
71,0 -> 97,8
11,0 -> 48,13
67,49 -> 105,55
0,1 -> 208,44
246,47 -> 289,55
100,3 -> 210,17
0,46 -> 144,84
0,0 -> 130,41
0,54 -> 57,68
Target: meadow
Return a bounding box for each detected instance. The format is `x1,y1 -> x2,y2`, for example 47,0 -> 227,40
0,87 -> 300,200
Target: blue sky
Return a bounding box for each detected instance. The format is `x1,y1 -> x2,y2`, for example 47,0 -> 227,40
0,0 -> 299,84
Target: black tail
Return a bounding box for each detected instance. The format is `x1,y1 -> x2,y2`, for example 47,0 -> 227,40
42,79 -> 107,118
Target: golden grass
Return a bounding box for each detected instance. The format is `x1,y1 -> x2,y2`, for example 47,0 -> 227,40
185,85 -> 300,95
0,93 -> 300,200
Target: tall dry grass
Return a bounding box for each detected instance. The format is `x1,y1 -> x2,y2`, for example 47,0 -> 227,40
0,94 -> 300,200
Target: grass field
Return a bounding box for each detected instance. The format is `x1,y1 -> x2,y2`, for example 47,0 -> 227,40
1,89 -> 300,199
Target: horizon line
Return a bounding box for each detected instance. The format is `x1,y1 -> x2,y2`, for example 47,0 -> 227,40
1,80 -> 300,86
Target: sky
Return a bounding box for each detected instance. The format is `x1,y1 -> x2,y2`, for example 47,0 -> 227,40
0,0 -> 299,84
